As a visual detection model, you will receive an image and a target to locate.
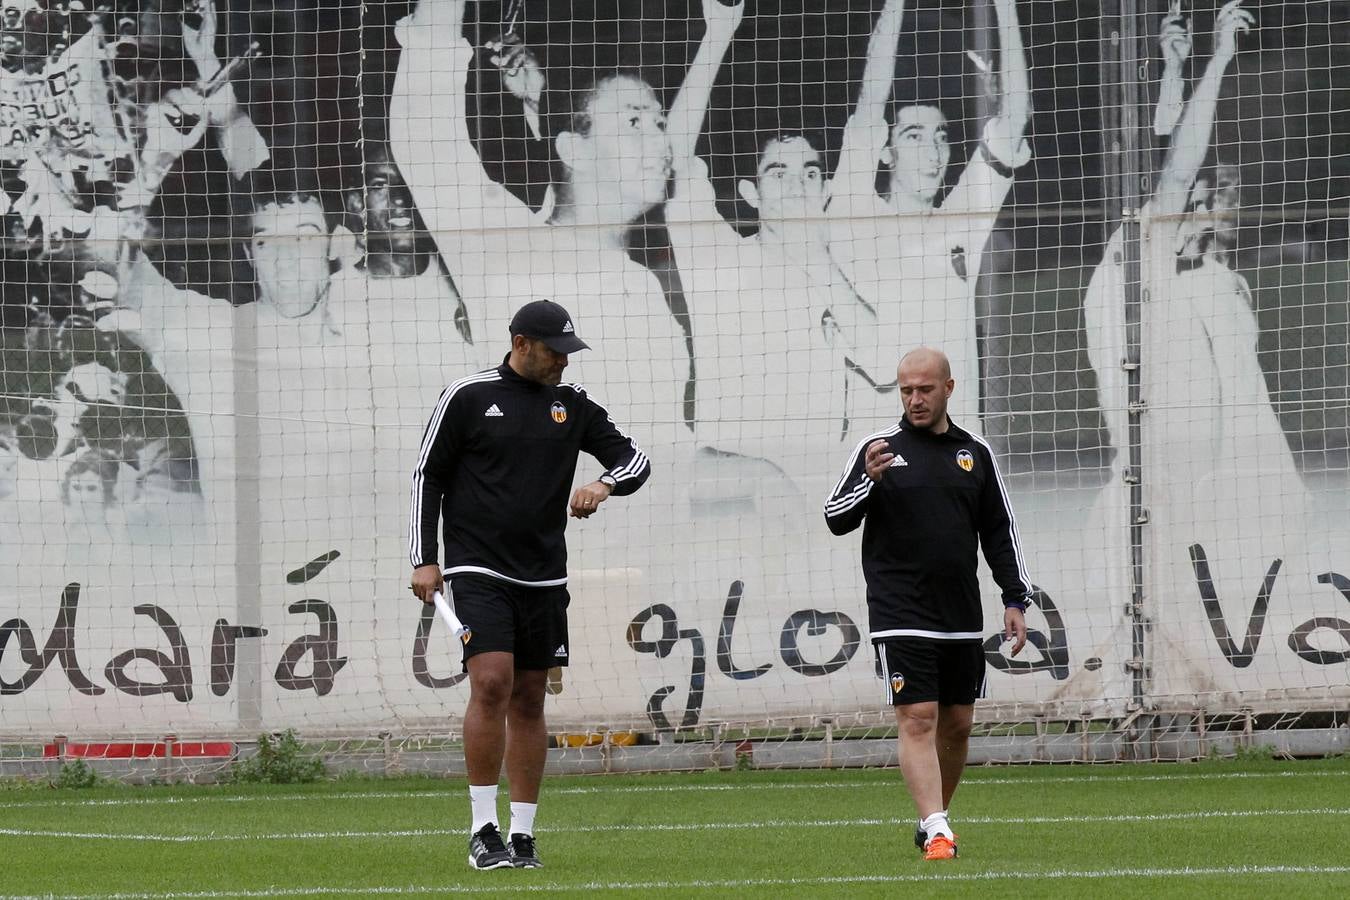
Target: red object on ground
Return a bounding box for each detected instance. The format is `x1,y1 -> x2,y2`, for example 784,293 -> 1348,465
43,741 -> 235,759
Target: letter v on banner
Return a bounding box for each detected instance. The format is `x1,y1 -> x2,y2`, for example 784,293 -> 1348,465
1188,544 -> 1282,668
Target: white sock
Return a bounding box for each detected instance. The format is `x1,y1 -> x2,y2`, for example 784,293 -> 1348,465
920,811 -> 953,841
469,784 -> 499,833
509,801 -> 537,837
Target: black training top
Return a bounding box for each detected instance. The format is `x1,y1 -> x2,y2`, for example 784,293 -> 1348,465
823,416 -> 1031,640
409,359 -> 650,586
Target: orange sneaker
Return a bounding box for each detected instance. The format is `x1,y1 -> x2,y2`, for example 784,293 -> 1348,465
923,834 -> 958,860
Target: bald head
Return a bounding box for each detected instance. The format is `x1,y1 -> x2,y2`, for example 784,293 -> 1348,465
899,347 -> 952,382
897,347 -> 954,432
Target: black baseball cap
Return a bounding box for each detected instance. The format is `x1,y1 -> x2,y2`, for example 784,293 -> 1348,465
509,300 -> 590,353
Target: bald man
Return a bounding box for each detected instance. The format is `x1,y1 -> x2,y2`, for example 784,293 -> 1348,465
823,347 -> 1031,860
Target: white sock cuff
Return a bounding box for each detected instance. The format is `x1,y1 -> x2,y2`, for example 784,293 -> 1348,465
509,801 -> 538,837
920,811 -> 952,838
469,784 -> 499,833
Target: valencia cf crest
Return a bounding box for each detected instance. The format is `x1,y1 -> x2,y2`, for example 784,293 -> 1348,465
550,401 -> 567,424
956,449 -> 974,472
890,673 -> 905,694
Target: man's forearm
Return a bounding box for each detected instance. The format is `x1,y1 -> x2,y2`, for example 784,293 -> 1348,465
411,0 -> 465,30
668,2 -> 742,167
831,0 -> 905,213
667,37 -> 734,166
1154,61 -> 1186,136
993,0 -> 1031,134
210,88 -> 270,177
409,482 -> 444,568
854,0 -> 905,123
1155,53 -> 1232,217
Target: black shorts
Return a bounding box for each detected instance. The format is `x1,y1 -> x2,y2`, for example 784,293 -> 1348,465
448,574 -> 570,671
873,637 -> 986,707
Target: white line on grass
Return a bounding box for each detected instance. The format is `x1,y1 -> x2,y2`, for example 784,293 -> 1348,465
0,768 -> 1346,812
550,768 -> 1350,795
4,865 -> 1350,898
2,807 -> 1347,842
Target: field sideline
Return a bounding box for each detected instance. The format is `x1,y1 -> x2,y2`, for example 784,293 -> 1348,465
4,756 -> 1349,898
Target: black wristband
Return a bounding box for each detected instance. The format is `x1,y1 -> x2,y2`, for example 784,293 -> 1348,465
981,141 -> 1019,179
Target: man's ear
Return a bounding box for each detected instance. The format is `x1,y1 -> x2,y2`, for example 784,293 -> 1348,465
736,178 -> 760,210
328,225 -> 359,267
343,190 -> 363,218
555,130 -> 586,172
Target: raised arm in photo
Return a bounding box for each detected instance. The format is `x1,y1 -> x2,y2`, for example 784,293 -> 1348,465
831,0 -> 905,208
1153,0 -> 1252,226
390,0 -> 535,259
182,0 -> 269,178
937,0 -> 1032,285
1153,3 -> 1191,137
665,0 -> 745,272
484,33 -> 547,140
982,0 -> 1032,161
667,0 -> 744,173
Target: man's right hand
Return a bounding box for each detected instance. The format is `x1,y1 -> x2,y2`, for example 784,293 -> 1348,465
485,33 -> 545,110
1159,6 -> 1191,70
1212,0 -> 1254,62
703,0 -> 745,44
864,439 -> 895,483
183,0 -> 223,79
410,564 -> 443,604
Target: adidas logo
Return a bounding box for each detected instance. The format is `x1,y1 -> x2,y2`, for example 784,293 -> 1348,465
561,320 -> 575,333
554,644 -> 567,657
484,404 -> 504,417
889,454 -> 908,467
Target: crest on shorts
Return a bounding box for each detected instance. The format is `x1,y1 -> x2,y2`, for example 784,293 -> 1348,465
890,673 -> 905,694
460,629 -> 472,645
956,449 -> 974,472
550,401 -> 567,424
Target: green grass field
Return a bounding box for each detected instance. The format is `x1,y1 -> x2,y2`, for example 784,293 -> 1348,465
4,756 -> 1349,898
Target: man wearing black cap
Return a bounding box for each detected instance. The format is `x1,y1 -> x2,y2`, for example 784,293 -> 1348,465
408,299 -> 650,871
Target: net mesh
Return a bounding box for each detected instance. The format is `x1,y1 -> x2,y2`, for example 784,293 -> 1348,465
1,0 -> 1347,776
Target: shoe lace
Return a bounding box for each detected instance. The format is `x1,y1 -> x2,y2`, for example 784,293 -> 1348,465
477,824 -> 508,853
511,833 -> 536,856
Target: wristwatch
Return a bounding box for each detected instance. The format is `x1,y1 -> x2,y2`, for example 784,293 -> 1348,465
598,473 -> 617,489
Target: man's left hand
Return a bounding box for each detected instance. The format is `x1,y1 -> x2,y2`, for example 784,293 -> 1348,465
1004,606 -> 1027,657
569,480 -> 613,518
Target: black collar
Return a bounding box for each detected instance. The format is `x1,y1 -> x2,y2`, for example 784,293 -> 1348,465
899,415 -> 968,441
497,355 -> 542,389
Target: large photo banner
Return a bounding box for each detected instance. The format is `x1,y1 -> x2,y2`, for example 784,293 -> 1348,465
1,0 -> 1346,737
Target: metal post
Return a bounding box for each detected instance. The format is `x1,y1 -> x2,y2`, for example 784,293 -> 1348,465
1103,0 -> 1156,746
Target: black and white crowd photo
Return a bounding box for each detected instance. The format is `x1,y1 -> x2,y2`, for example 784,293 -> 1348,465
1,0 -> 1347,736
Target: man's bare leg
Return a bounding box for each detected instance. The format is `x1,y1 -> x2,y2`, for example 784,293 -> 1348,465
505,668 -> 550,803
936,703 -> 975,810
896,701 -> 944,819
464,652 -> 514,787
